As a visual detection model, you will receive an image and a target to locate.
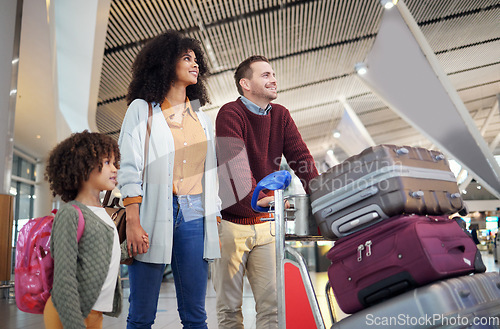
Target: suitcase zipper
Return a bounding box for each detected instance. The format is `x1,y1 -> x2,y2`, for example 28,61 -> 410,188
357,244 -> 365,262
365,240 -> 372,256
330,216 -> 418,262
357,240 -> 373,261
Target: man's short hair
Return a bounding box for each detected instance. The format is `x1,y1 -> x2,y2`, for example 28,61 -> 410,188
234,55 -> 270,95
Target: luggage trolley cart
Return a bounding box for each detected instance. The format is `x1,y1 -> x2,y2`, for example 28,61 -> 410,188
252,171 -> 326,329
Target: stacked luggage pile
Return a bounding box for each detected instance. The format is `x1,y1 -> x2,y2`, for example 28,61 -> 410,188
309,144 -> 500,328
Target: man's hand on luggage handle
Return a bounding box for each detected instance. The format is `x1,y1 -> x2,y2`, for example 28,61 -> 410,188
257,196 -> 290,209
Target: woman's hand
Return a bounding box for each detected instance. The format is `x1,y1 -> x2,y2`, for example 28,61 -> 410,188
125,203 -> 149,257
142,233 -> 150,247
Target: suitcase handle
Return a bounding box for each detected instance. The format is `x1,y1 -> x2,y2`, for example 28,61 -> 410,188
427,215 -> 451,222
252,171 -> 292,213
395,147 -> 409,155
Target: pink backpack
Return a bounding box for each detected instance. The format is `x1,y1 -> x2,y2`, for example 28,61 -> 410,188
15,205 -> 85,314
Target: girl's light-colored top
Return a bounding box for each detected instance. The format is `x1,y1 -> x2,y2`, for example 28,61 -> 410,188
87,206 -> 121,312
117,99 -> 221,264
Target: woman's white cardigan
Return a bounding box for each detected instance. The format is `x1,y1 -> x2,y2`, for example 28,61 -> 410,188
117,99 -> 221,264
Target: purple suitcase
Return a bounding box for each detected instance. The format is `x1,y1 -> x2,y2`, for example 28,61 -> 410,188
327,215 -> 484,314
309,144 -> 463,239
330,272 -> 500,328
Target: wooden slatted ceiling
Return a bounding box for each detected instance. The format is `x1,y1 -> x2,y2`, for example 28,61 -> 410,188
96,0 -> 500,162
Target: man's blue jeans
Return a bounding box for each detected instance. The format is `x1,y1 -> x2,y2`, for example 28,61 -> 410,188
127,195 -> 208,329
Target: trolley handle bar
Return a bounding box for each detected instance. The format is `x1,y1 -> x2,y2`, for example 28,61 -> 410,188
251,170 -> 292,213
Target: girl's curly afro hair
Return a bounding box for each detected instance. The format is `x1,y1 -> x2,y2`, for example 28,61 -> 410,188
126,29 -> 210,106
44,130 -> 120,202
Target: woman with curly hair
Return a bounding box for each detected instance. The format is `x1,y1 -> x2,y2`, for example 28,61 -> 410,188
43,131 -> 148,329
117,30 -> 221,328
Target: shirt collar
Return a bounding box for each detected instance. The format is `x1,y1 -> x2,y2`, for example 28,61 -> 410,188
240,96 -> 272,115
161,97 -> 198,121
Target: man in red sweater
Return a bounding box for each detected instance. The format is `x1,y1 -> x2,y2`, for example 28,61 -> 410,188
213,55 -> 319,329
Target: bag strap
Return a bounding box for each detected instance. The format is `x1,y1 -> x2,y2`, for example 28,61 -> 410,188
103,190 -> 111,206
103,102 -> 153,205
71,204 -> 85,241
143,102 -> 153,183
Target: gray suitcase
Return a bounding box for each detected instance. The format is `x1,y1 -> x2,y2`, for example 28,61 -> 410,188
309,144 -> 463,239
330,272 -> 500,329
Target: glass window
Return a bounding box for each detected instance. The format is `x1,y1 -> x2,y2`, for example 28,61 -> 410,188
12,155 -> 19,176
10,181 -> 18,248
10,153 -> 37,275
18,183 -> 33,220
10,154 -> 36,250
20,159 -> 35,180
11,182 -> 34,248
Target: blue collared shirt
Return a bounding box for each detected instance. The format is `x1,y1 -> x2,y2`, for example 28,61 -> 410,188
240,96 -> 272,115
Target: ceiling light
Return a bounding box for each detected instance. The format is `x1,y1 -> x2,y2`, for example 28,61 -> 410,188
36,135 -> 41,139
477,185 -> 482,190
10,89 -> 17,96
354,62 -> 368,75
333,130 -> 341,138
380,0 -> 398,9
462,190 -> 467,194
327,149 -> 334,156
12,58 -> 19,65
383,2 -> 394,9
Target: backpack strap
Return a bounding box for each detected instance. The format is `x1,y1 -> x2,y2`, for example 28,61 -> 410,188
71,205 -> 85,241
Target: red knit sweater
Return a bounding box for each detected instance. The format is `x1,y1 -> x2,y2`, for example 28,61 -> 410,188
216,98 -> 319,225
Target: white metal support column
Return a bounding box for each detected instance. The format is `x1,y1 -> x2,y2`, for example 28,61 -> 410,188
0,0 -> 22,195
355,0 -> 500,199
459,95 -> 500,192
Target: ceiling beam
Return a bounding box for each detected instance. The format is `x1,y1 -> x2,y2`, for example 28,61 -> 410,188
459,94 -> 500,191
356,0 -> 500,198
334,98 -> 376,156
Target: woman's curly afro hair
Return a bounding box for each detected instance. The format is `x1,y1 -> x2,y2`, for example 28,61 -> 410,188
126,29 -> 210,106
45,130 -> 120,202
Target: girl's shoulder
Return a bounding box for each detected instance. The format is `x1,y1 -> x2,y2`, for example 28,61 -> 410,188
56,201 -> 92,220
52,202 -> 83,235
56,201 -> 79,216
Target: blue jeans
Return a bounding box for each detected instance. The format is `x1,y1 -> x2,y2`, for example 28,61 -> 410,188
127,195 -> 208,329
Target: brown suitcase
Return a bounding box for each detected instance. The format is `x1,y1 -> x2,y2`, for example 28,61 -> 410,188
309,144 -> 463,239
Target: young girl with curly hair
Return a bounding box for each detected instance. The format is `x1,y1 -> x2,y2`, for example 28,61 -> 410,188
117,30 -> 221,328
43,130 -> 148,329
